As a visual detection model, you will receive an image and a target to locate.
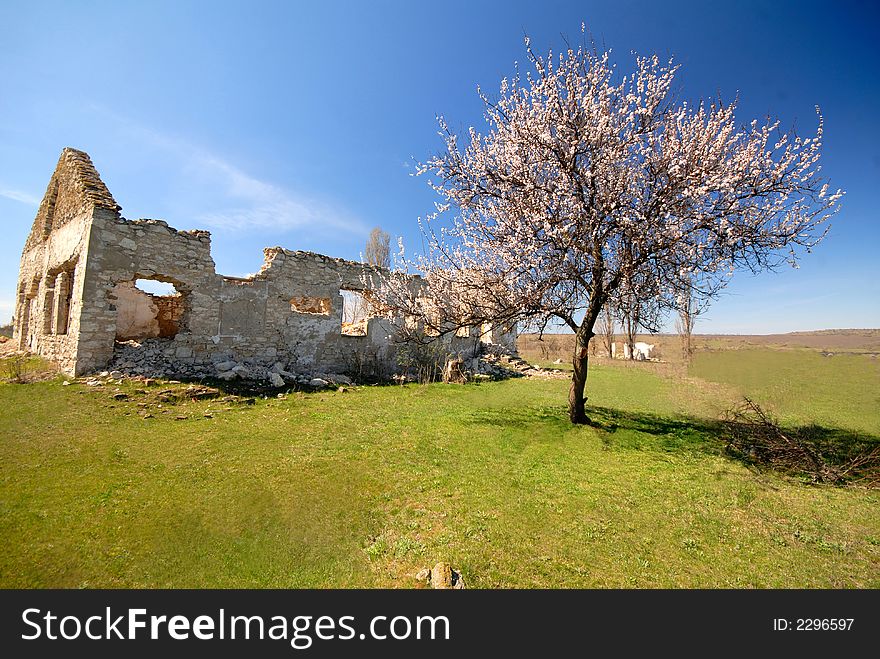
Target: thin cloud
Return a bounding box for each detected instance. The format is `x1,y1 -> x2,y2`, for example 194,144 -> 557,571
191,155 -> 366,234
90,106 -> 368,236
0,188 -> 40,206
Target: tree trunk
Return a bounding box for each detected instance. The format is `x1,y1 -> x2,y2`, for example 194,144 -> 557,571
569,334 -> 591,424
569,279 -> 604,424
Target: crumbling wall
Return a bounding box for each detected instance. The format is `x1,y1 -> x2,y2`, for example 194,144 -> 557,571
68,224 -> 402,377
111,281 -> 184,340
91,240 -> 479,380
73,213 -> 216,375
208,248 -> 398,375
15,148 -> 517,379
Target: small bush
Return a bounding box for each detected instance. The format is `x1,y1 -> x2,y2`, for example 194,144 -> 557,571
395,340 -> 449,384
442,357 -> 468,384
343,345 -> 384,383
1,353 -> 60,384
363,536 -> 388,561
1,354 -> 28,383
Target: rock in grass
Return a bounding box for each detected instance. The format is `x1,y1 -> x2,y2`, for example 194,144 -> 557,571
430,562 -> 454,589
423,562 -> 466,589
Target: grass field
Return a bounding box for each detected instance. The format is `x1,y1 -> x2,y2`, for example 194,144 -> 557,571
689,349 -> 880,435
1,341 -> 877,588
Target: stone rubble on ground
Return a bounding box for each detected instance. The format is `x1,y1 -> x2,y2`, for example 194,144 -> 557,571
96,336 -> 566,386
477,343 -> 568,380
96,338 -> 373,389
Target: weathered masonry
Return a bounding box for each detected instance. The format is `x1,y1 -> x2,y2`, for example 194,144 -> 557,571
13,148 -> 516,378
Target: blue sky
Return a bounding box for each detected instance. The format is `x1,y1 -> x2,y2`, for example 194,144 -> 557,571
1,0 -> 877,333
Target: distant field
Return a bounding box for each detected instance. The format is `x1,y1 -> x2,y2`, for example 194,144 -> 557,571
1,342 -> 877,588
689,330 -> 880,354
518,329 -> 880,365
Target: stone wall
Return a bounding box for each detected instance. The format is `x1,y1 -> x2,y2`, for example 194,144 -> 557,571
13,148 -> 517,379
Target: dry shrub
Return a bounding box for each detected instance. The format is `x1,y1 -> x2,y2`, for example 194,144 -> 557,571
343,345 -> 384,383
2,353 -> 28,383
395,340 -> 448,384
723,397 -> 880,488
442,357 -> 468,384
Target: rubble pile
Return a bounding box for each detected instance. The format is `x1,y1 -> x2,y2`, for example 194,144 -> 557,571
107,338 -> 353,389
103,338 -> 567,387
477,344 -> 568,379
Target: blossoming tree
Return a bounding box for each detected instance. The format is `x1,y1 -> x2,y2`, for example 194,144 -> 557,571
375,37 -> 843,424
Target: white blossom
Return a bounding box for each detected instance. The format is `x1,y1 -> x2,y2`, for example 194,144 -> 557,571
369,35 -> 843,424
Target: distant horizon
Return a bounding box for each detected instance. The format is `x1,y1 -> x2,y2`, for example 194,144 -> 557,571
520,328 -> 880,336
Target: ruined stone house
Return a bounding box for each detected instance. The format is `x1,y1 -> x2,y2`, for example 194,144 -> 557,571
13,148 -> 516,379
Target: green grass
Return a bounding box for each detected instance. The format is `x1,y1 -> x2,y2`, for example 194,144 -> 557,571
0,354 -> 878,588
689,349 -> 880,435
0,353 -> 55,383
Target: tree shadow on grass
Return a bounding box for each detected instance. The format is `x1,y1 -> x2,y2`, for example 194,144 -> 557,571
791,424 -> 880,465
465,405 -> 574,433
466,403 -> 880,482
465,403 -> 724,456
586,405 -> 725,457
